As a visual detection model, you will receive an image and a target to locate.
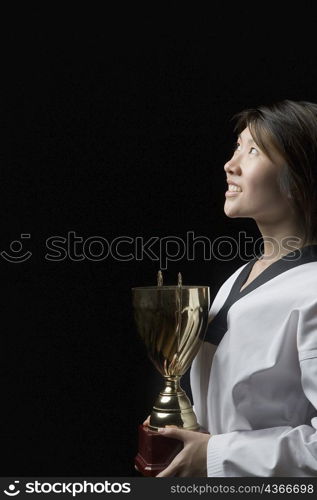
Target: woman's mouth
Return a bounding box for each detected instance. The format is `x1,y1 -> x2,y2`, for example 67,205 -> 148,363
225,184 -> 242,197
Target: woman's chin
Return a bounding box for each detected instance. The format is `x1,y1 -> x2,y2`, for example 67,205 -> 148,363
224,198 -> 249,218
224,206 -> 250,218
224,205 -> 240,217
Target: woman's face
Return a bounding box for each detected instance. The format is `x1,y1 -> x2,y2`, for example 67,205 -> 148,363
224,126 -> 291,223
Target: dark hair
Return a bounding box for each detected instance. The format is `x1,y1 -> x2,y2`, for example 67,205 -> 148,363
231,99 -> 317,246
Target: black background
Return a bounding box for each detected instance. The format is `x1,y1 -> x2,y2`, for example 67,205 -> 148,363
2,7 -> 317,475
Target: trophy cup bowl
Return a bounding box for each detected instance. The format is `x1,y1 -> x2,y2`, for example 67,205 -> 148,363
132,279 -> 210,476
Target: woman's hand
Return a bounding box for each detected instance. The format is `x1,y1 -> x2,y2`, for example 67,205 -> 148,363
156,426 -> 211,477
143,415 -> 151,427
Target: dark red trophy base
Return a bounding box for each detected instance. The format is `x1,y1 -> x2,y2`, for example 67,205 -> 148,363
135,424 -> 184,477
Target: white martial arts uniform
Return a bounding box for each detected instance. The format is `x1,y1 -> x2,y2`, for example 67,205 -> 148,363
190,244 -> 317,477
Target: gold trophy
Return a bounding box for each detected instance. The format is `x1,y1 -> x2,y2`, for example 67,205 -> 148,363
132,271 -> 210,476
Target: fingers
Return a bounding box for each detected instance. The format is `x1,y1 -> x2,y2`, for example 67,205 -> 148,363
158,426 -> 193,443
156,465 -> 176,477
143,415 -> 151,426
156,429 -> 211,477
156,456 -> 181,477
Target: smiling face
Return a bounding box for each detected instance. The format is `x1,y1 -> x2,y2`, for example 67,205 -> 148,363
224,126 -> 293,224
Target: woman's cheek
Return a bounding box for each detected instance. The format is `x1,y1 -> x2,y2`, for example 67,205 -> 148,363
249,173 -> 275,194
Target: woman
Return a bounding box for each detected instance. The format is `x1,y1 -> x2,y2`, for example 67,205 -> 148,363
151,99 -> 317,476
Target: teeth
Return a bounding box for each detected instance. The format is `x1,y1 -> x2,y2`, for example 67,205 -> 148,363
228,184 -> 242,192
228,184 -> 241,192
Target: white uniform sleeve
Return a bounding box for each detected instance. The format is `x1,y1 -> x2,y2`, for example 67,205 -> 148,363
207,299 -> 317,477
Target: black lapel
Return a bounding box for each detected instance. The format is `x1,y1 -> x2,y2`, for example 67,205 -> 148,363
204,245 -> 317,346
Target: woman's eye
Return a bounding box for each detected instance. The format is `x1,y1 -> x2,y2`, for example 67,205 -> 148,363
233,143 -> 258,155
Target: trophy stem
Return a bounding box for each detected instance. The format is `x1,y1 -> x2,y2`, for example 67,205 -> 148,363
149,375 -> 199,431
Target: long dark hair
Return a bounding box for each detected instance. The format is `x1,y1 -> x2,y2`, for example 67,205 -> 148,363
231,99 -> 317,246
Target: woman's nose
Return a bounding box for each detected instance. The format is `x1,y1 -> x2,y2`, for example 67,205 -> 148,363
224,157 -> 242,175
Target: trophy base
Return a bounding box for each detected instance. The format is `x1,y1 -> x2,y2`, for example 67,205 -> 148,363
134,424 -> 183,477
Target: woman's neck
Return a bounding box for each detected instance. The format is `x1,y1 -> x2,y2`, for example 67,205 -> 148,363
256,217 -> 306,262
